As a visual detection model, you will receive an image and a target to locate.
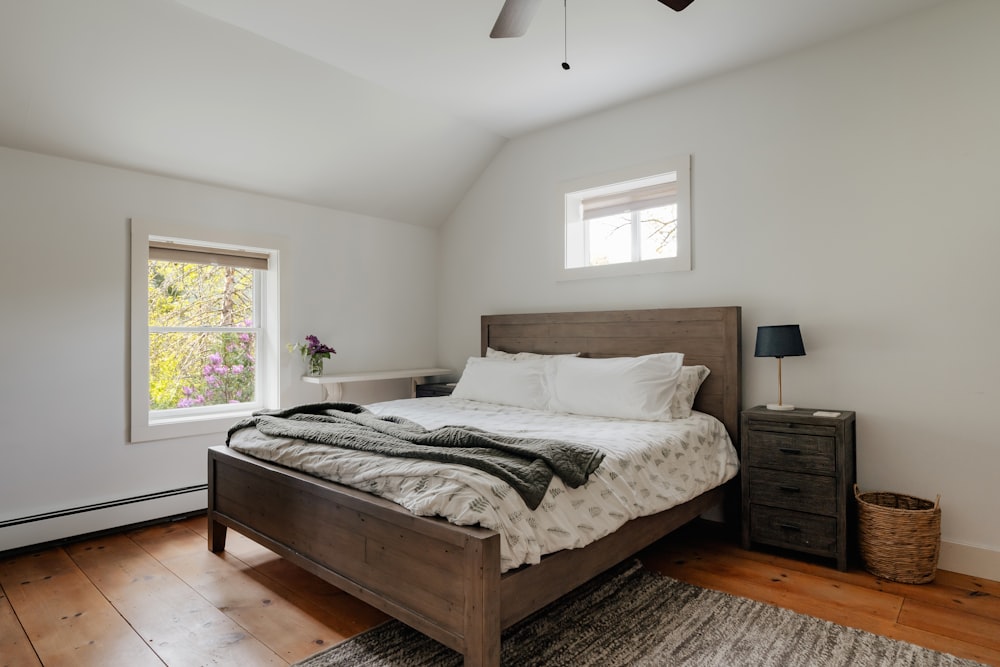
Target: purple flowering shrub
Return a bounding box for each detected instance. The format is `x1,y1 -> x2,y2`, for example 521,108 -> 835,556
177,330 -> 256,408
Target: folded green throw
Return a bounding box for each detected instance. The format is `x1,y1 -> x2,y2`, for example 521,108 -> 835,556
228,402 -> 604,510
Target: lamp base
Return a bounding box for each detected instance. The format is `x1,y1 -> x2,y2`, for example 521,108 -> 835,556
766,403 -> 796,411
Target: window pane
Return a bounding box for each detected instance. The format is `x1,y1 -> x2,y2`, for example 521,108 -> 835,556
149,331 -> 257,410
148,260 -> 255,328
561,155 -> 689,277
587,214 -> 634,266
639,205 -> 678,260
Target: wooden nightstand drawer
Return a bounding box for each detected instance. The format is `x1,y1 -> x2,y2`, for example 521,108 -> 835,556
746,431 -> 835,474
746,418 -> 837,437
750,505 -> 838,555
748,468 -> 837,515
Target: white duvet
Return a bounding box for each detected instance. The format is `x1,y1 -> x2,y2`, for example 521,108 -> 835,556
228,397 -> 739,572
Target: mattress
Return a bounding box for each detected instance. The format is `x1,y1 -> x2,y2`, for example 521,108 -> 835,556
228,397 -> 739,572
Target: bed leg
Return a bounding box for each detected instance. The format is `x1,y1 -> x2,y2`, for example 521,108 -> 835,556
464,626 -> 500,667
463,534 -> 501,667
208,518 -> 228,553
207,450 -> 227,553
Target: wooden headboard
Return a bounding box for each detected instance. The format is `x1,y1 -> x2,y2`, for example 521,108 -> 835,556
481,306 -> 742,443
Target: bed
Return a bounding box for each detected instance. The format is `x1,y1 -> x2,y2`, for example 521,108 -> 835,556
207,306 -> 742,666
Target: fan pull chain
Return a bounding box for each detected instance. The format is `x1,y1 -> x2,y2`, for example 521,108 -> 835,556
561,0 -> 570,70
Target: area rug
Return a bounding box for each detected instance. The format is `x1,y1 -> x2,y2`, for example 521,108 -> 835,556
294,561 -> 984,667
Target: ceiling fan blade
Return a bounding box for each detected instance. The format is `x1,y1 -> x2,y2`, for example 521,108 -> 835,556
490,0 -> 543,39
658,0 -> 696,10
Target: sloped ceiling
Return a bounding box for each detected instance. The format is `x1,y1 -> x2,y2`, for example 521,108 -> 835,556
0,0 -> 946,227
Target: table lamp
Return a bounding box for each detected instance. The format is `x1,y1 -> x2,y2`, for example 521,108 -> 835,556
754,324 -> 805,411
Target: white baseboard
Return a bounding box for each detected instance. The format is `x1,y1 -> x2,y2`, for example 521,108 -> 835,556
0,487 -> 206,554
939,539 -> 1000,582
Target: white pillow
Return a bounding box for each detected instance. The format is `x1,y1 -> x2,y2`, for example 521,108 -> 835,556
451,357 -> 549,410
669,365 -> 711,419
547,353 -> 684,421
486,347 -> 579,361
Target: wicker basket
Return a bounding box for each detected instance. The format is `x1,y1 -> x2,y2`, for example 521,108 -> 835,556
855,485 -> 941,584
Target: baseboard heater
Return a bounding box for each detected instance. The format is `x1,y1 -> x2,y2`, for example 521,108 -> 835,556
0,484 -> 207,529
0,484 -> 208,559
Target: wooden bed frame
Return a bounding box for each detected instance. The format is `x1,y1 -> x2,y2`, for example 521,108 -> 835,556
207,306 -> 741,666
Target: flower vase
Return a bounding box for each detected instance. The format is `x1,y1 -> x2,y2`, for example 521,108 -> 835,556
308,356 -> 324,376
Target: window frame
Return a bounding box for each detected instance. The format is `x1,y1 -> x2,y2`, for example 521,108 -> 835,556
129,218 -> 286,443
560,155 -> 691,280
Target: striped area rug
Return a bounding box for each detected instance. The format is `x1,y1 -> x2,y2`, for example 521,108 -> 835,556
295,561 -> 984,667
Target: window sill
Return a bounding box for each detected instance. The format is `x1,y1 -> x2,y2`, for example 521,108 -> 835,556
131,409 -> 254,444
557,256 -> 691,281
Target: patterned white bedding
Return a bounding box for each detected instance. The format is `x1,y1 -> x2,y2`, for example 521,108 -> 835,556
228,397 -> 739,572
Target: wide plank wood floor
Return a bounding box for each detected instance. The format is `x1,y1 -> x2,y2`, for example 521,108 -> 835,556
1,517 -> 997,666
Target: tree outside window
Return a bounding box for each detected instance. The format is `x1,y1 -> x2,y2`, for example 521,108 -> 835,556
147,260 -> 258,411
586,204 -> 678,266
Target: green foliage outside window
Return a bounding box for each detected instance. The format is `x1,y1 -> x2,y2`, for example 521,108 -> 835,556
148,260 -> 257,410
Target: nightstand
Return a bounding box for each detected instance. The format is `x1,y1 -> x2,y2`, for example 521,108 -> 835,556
415,382 -> 456,397
741,406 -> 857,571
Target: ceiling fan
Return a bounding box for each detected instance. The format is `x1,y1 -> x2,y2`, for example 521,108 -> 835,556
490,0 -> 696,38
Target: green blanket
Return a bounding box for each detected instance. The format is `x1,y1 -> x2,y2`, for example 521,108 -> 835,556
227,402 -> 605,510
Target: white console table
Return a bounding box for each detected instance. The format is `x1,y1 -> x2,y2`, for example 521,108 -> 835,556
301,367 -> 451,401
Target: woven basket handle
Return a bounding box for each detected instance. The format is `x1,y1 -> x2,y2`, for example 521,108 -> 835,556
854,483 -> 941,510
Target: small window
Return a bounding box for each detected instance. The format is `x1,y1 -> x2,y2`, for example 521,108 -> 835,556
562,156 -> 690,279
130,219 -> 283,443
147,241 -> 264,416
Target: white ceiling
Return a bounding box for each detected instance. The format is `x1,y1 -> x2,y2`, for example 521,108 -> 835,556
0,0 -> 946,227
173,0 -> 947,138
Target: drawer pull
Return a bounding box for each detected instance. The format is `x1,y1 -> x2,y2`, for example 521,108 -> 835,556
778,523 -> 802,532
778,448 -> 802,455
778,485 -> 801,493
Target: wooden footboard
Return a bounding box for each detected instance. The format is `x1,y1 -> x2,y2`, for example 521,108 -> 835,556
209,445 -> 727,666
208,446 -> 502,666
498,483 -> 725,628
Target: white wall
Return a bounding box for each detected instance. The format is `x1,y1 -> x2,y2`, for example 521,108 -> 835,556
438,0 -> 1000,577
0,146 -> 439,551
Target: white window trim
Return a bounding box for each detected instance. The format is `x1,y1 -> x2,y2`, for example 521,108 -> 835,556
559,155 -> 691,281
129,218 -> 288,443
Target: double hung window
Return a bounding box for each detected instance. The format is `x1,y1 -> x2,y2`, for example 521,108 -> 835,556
130,219 -> 282,442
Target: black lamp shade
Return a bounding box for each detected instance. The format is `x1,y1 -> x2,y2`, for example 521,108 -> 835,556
755,325 -> 805,359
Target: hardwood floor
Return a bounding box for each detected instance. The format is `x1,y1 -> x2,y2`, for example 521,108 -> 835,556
641,522 -> 1000,666
1,517 -> 997,666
